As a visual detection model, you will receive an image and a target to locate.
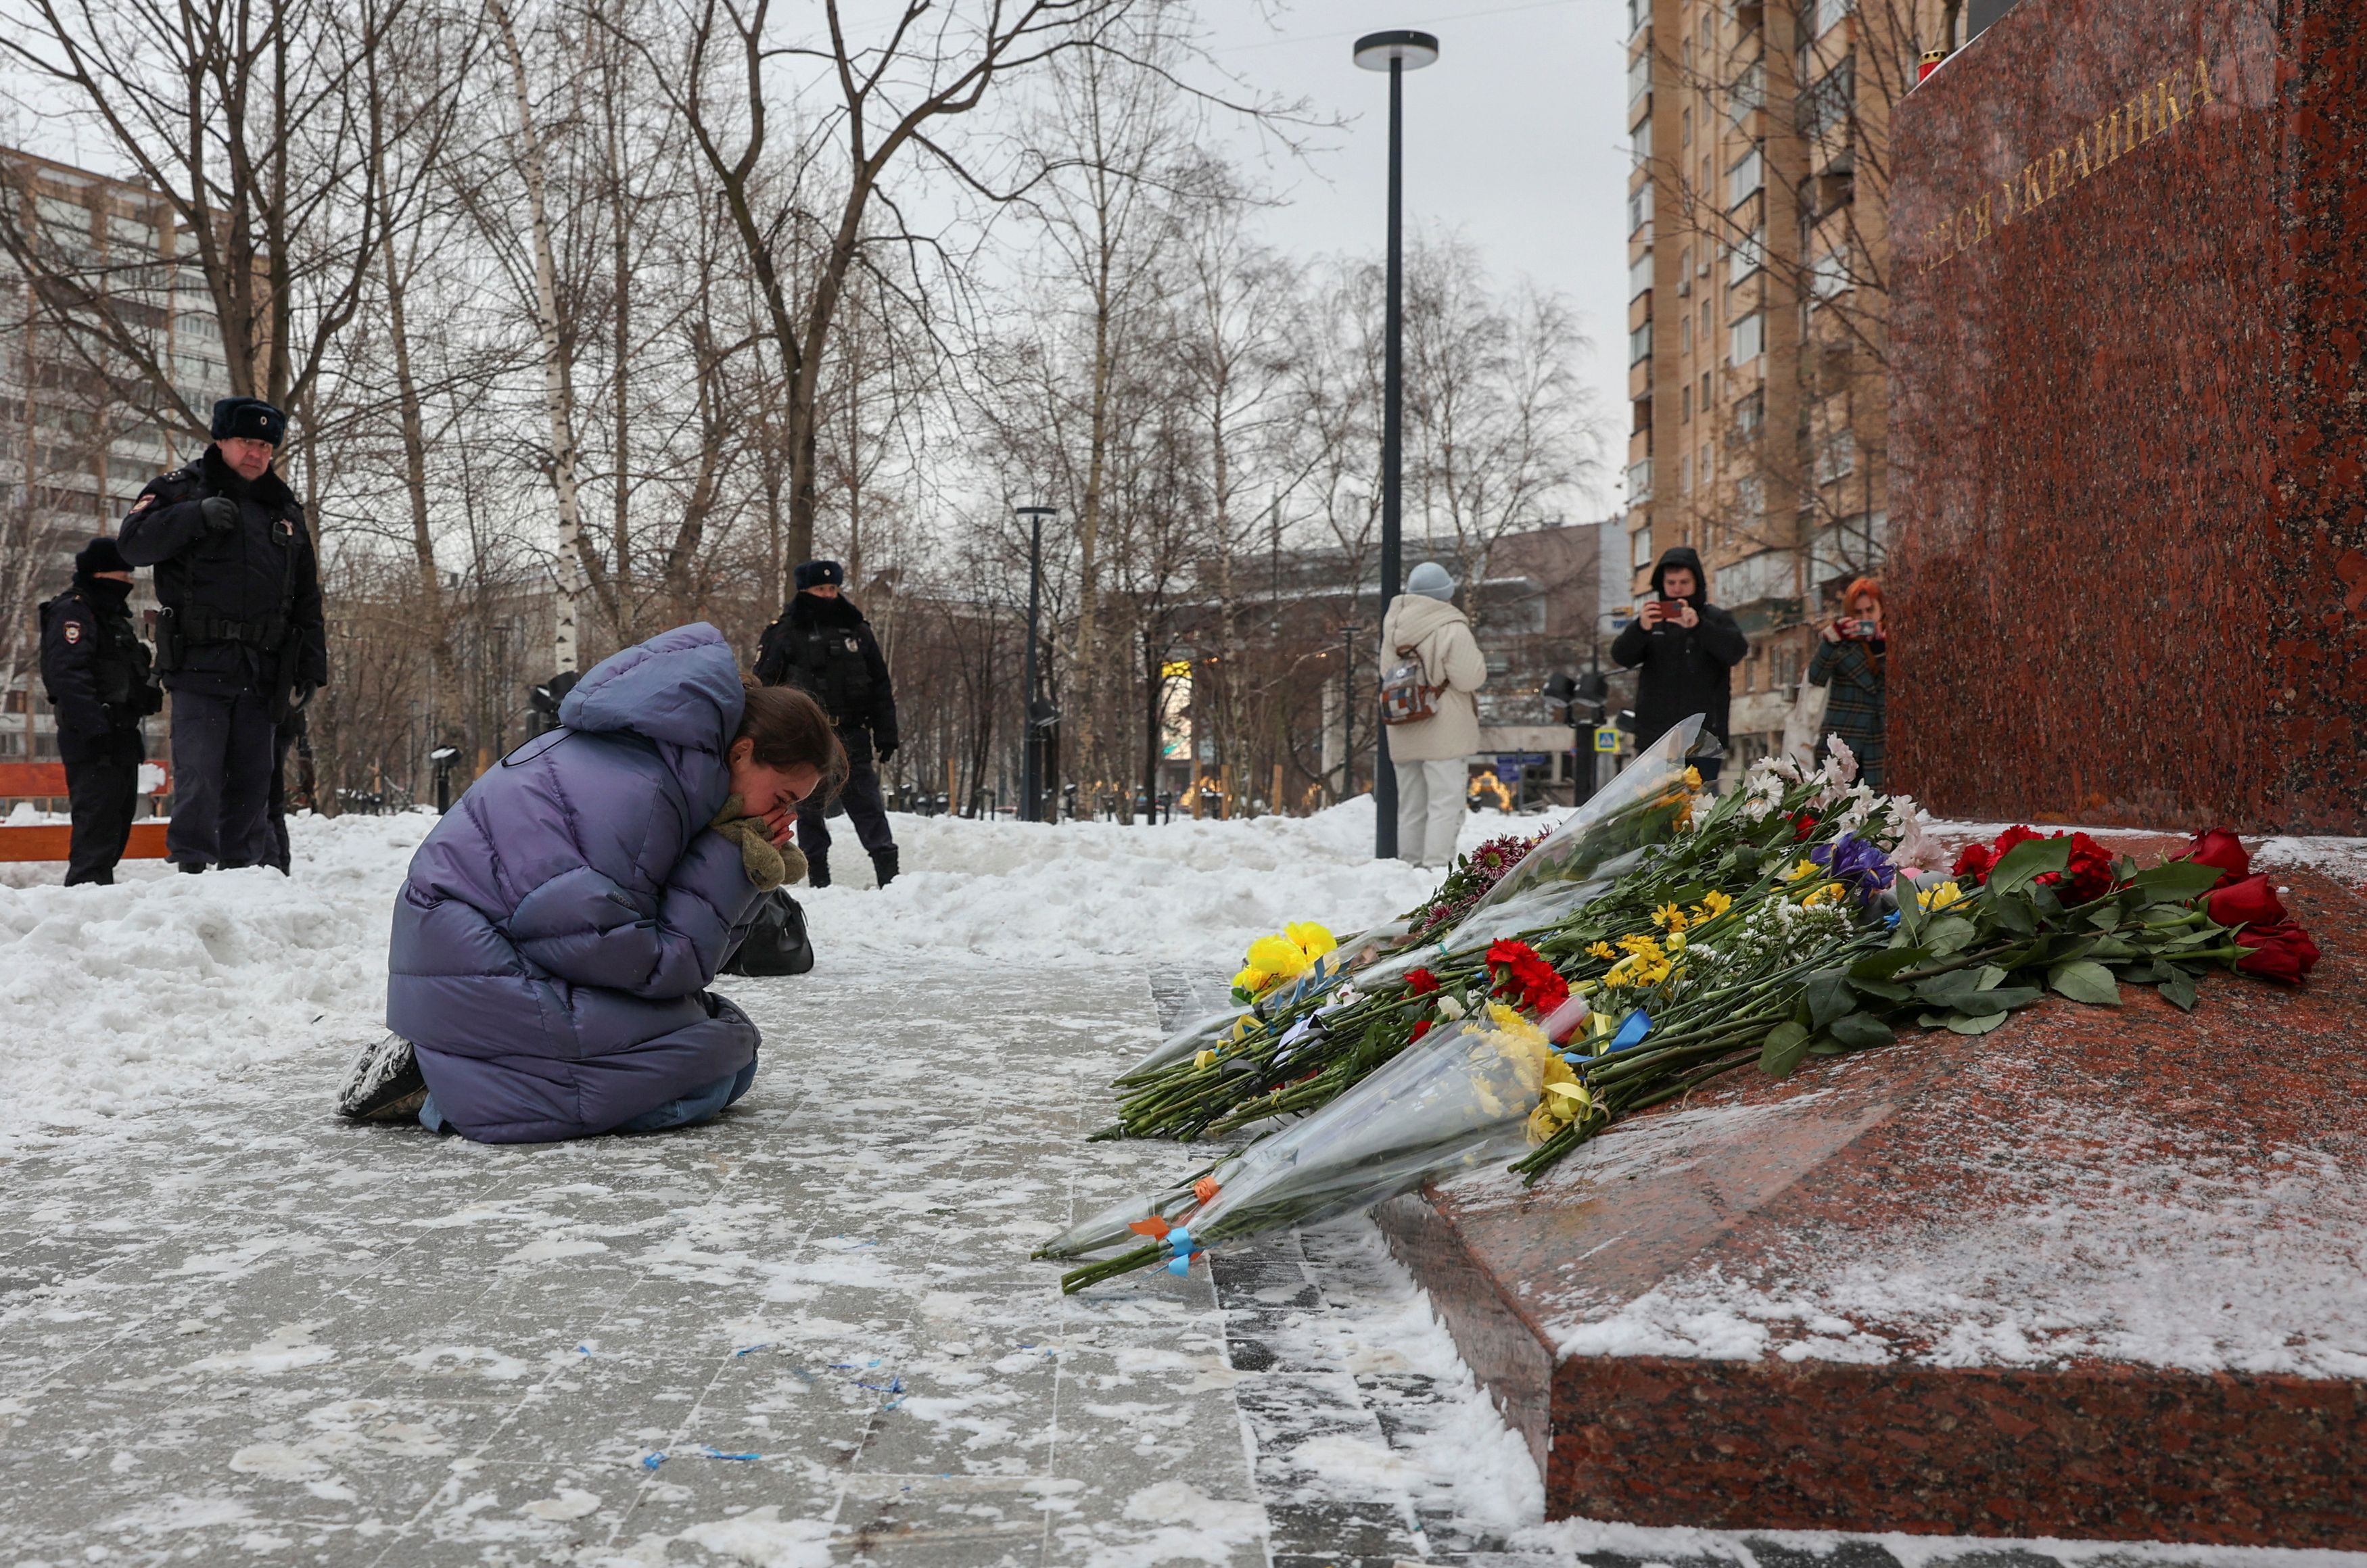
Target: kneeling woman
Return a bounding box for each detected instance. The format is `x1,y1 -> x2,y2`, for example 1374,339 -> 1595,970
350,623 -> 841,1142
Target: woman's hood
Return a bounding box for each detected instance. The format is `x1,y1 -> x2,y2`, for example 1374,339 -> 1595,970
558,623 -> 747,755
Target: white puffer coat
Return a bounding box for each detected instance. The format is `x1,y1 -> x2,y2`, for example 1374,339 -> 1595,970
1379,594 -> 1487,762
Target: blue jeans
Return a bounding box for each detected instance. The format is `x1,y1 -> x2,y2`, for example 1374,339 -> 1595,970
419,1057 -> 759,1137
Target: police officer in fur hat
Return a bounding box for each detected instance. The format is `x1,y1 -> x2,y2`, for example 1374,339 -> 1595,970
753,559 -> 900,888
117,396 -> 327,874
37,537 -> 164,885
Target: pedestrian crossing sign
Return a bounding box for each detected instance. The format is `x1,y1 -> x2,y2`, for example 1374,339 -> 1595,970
1593,726 -> 1620,754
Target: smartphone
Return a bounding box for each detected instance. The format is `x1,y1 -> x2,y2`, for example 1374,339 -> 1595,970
1653,599 -> 1685,620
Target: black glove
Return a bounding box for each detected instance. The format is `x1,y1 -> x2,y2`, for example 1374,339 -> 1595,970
877,741 -> 898,762
139,682 -> 166,716
200,496 -> 239,535
294,682 -> 317,712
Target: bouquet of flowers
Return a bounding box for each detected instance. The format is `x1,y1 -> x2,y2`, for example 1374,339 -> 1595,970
1048,736 -> 2322,1293
1096,723 -> 1706,1143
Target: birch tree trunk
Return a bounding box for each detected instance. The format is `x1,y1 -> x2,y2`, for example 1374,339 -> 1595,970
489,0 -> 586,674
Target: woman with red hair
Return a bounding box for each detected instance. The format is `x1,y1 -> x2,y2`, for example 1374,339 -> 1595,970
1808,576 -> 1887,789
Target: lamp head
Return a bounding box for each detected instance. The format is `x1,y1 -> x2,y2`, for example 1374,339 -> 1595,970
1353,29 -> 1440,71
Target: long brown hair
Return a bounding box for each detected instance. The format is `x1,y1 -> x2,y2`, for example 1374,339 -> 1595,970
736,679 -> 848,797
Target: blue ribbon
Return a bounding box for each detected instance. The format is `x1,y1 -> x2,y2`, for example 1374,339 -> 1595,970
702,1446 -> 762,1462
1165,1223 -> 1198,1275
1610,1008 -> 1652,1052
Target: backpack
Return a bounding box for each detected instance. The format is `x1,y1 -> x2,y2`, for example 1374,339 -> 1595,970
720,890 -> 815,977
1380,644 -> 1443,727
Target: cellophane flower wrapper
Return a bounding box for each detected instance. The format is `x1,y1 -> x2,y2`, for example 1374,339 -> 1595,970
1430,718 -> 1704,957
1123,1010 -> 1253,1079
1180,1006 -> 1559,1252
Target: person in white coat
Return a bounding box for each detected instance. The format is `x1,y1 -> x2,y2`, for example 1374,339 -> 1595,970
1380,561 -> 1486,868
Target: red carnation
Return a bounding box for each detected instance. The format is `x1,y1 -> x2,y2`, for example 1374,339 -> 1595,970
1486,940 -> 1570,1016
1952,824 -> 2040,884
1409,1019 -> 1433,1042
2206,874 -> 2287,930
2057,832 -> 2118,904
2234,921 -> 2320,983
1405,968 -> 1440,997
2182,827 -> 2251,888
1791,812 -> 1817,841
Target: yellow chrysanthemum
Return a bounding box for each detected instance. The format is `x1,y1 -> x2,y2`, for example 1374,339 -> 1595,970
1694,889 -> 1734,920
1802,880 -> 1847,907
1785,858 -> 1823,882
1285,922 -> 1337,959
1917,880 -> 1965,911
1246,934 -> 1311,979
1683,765 -> 1702,790
1586,941 -> 1618,962
1650,902 -> 1689,932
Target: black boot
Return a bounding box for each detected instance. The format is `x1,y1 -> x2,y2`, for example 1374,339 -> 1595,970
870,846 -> 899,889
806,851 -> 830,889
338,1033 -> 427,1121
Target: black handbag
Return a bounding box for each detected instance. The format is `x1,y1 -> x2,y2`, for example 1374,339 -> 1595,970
720,890 -> 815,976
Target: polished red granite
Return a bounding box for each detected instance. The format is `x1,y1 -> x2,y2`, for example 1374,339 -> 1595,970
1376,846 -> 2367,1544
1886,0 -> 2367,832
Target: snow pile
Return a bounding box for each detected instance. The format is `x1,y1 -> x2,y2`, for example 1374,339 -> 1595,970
0,801 -> 1518,1147
0,811 -> 432,1151
797,797 -> 1516,968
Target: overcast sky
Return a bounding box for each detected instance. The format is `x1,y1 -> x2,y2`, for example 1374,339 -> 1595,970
1196,0 -> 1633,517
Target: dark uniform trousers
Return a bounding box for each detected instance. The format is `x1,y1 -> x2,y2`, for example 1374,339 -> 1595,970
64,750 -> 141,886
168,685 -> 278,870
796,730 -> 895,863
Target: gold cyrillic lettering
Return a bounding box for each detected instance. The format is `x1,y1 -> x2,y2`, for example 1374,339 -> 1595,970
2046,145 -> 2068,200
1974,192 -> 1992,243
2192,54 -> 2216,106
2158,74 -> 2184,127
2071,129 -> 2093,181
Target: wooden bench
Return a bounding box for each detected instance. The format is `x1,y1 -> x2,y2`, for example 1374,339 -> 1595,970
0,761 -> 172,862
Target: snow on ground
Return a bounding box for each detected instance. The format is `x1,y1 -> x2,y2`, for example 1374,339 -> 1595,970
3,801 -> 2361,1565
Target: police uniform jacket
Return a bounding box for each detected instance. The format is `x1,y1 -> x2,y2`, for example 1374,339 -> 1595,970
117,446 -> 328,698
38,582 -> 160,766
753,592 -> 898,755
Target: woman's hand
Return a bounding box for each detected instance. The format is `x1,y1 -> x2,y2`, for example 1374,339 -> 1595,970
759,801 -> 794,847
1823,619 -> 1846,644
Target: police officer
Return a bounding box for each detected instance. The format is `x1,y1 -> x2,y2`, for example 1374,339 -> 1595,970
37,537 -> 162,885
118,397 -> 327,874
754,560 -> 899,888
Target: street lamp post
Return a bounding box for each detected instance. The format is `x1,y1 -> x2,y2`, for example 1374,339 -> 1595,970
1016,506 -> 1056,823
1354,27 -> 1438,861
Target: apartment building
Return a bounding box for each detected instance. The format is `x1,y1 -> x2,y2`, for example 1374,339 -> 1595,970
0,147 -> 228,795
1620,0 -> 1988,764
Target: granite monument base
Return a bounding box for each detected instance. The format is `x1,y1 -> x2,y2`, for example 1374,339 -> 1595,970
1376,839 -> 2367,1544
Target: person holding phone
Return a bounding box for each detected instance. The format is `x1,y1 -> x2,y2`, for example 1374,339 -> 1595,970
1808,575 -> 1888,789
1611,546 -> 1748,783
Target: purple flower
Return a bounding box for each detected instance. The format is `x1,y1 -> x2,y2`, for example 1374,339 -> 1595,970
1808,834 -> 1896,902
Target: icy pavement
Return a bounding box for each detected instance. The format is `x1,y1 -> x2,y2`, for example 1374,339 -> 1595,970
5,807 -> 2364,1566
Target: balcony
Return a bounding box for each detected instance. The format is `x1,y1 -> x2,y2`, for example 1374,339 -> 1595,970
1626,456 -> 1654,506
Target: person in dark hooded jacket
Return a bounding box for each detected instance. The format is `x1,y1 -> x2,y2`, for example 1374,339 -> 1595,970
753,560 -> 900,888
38,537 -> 164,884
1610,546 -> 1748,782
355,623 -> 845,1143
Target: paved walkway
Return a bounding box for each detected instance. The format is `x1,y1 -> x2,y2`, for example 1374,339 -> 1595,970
1,951 -> 2324,1567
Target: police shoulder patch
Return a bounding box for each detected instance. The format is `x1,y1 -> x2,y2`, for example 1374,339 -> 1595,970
63,621 -> 81,643
129,493 -> 156,513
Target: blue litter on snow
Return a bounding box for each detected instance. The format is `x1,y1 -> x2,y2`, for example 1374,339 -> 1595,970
641,1452 -> 666,1471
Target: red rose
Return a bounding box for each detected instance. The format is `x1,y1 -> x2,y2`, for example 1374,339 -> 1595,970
1405,968 -> 1440,997
2206,874 -> 2287,930
1952,824 -> 2041,884
2183,827 -> 2251,888
2234,921 -> 2320,983
1791,812 -> 1817,841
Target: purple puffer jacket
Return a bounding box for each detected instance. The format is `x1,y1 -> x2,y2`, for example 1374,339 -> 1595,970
386,623 -> 764,1143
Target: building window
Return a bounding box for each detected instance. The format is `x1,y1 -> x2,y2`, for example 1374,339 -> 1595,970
1629,320 -> 1654,365
1735,473 -> 1764,525
1733,387 -> 1765,442
1802,57 -> 1854,139
1631,116 -> 1652,165
1729,226 -> 1765,283
1812,247 -> 1848,300
1727,59 -> 1765,123
1679,314 -> 1692,355
1626,456 -> 1654,504
1727,147 -> 1763,207
1628,50 -> 1652,110
1631,251 -> 1655,299
1681,106 -> 1693,146
1812,0 -> 1854,39
1816,428 -> 1858,485
1680,453 -> 1691,494
1631,522 -> 1654,569
1627,183 -> 1654,237
1681,383 -> 1692,423
1730,311 -> 1764,366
